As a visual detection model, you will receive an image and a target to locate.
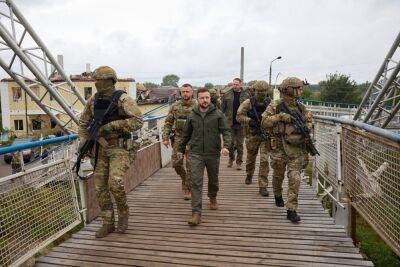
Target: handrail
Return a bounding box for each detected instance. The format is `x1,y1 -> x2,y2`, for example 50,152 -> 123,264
0,115 -> 168,155
143,102 -> 170,116
300,98 -> 360,108
314,115 -> 400,142
143,114 -> 167,121
0,134 -> 78,155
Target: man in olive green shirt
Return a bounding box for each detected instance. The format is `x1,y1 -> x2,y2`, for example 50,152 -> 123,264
178,88 -> 231,226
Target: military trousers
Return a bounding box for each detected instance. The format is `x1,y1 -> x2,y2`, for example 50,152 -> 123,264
270,139 -> 307,211
228,125 -> 244,164
189,153 -> 220,214
93,145 -> 132,225
245,134 -> 271,189
171,136 -> 191,189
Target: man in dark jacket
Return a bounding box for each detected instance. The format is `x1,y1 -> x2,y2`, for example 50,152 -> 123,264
178,88 -> 231,226
221,78 -> 249,170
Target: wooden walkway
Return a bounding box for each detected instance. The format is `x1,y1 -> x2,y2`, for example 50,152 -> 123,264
37,158 -> 373,267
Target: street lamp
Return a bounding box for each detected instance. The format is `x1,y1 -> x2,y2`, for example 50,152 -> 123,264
273,72 -> 282,100
269,56 -> 282,86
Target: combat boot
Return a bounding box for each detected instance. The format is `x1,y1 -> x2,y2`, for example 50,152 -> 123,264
227,159 -> 234,168
259,187 -> 269,197
274,195 -> 285,207
287,210 -> 301,223
236,162 -> 242,170
116,210 -> 129,233
95,223 -> 115,238
210,197 -> 218,210
188,213 -> 201,226
245,175 -> 252,185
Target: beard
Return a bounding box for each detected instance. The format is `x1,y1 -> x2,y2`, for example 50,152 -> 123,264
199,101 -> 210,109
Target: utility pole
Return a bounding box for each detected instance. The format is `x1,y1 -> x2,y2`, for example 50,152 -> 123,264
240,47 -> 244,81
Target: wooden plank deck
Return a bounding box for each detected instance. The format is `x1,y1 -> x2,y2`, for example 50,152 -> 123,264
37,157 -> 373,267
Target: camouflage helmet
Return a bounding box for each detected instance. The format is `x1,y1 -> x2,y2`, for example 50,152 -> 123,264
93,66 -> 117,84
209,88 -> 218,97
136,83 -> 146,92
251,80 -> 269,91
280,77 -> 303,97
281,77 -> 303,89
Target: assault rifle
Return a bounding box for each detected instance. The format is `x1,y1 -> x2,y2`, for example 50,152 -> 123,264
74,90 -> 125,180
248,96 -> 271,141
278,101 -> 319,156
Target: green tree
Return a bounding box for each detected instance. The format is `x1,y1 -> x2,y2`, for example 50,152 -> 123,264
143,82 -> 159,89
301,86 -> 314,99
204,83 -> 214,89
355,82 -> 370,103
161,74 -> 180,87
319,73 -> 360,103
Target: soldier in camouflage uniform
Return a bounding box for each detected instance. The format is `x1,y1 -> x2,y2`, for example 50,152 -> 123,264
209,88 -> 221,109
78,66 -> 143,237
162,84 -> 196,200
236,81 -> 271,196
261,77 -> 313,223
221,78 -> 249,170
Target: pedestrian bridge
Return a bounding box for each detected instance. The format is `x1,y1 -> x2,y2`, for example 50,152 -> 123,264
1,112 -> 399,267
36,156 -> 372,267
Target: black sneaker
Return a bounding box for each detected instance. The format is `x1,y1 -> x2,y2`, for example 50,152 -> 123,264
287,210 -> 301,223
259,187 -> 269,197
245,175 -> 252,185
274,196 -> 285,207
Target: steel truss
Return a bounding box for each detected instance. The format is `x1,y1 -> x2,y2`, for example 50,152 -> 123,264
354,31 -> 400,129
0,0 -> 86,134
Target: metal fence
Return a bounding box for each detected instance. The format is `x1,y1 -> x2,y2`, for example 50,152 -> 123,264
0,115 -> 167,266
0,158 -> 81,267
313,115 -> 400,256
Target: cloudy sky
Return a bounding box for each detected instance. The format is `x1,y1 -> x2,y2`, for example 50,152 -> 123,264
4,0 -> 400,85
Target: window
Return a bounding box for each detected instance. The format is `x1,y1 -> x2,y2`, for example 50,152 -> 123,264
14,120 -> 23,131
84,87 -> 92,100
12,87 -> 22,102
30,86 -> 40,101
32,119 -> 42,130
51,120 -> 57,129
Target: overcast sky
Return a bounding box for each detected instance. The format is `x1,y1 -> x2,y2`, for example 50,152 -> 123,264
5,0 -> 400,86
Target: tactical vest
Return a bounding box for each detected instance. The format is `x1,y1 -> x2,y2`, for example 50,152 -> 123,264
246,98 -> 270,135
93,90 -> 126,126
277,100 -> 306,144
173,100 -> 195,133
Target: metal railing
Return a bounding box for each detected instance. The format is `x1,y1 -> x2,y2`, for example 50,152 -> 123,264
0,136 -> 81,267
313,115 -> 400,256
0,114 -> 168,266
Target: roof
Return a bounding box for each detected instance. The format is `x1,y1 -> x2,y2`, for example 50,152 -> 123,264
1,71 -> 135,83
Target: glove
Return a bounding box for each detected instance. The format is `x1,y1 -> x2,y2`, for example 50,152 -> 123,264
248,119 -> 258,128
280,113 -> 292,123
100,122 -> 114,135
